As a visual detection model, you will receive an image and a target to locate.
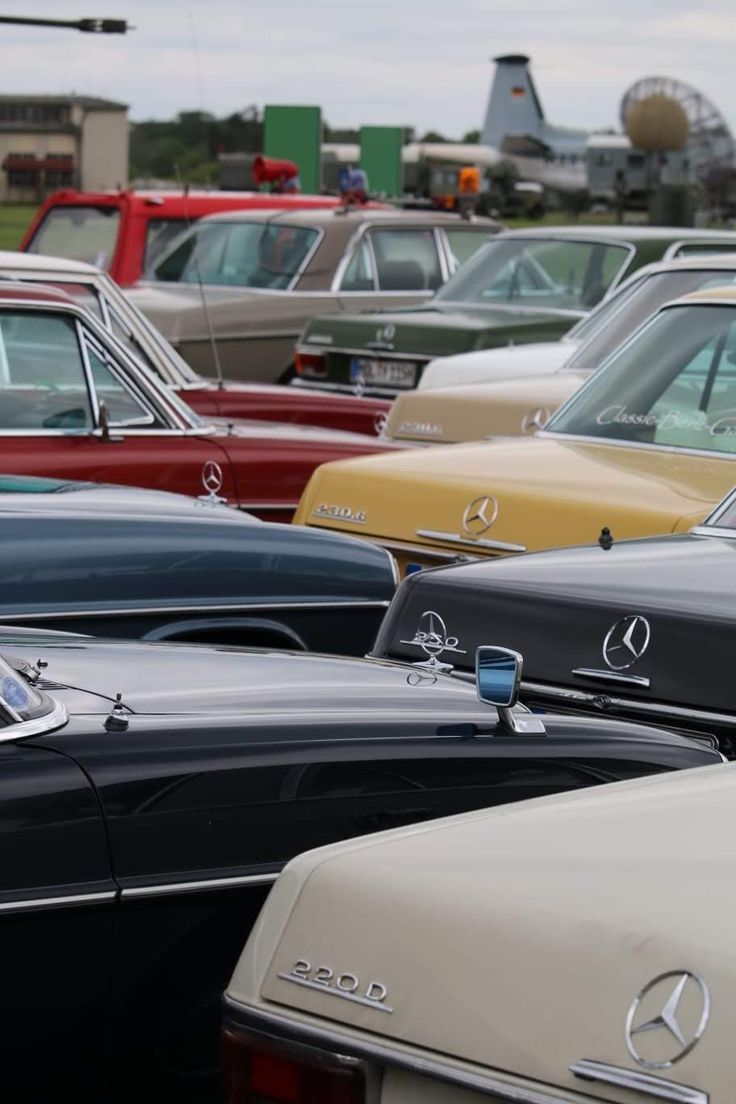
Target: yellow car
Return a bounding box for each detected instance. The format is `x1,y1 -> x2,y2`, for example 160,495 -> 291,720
294,286 -> 736,574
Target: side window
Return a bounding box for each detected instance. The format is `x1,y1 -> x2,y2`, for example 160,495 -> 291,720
83,336 -> 155,426
340,238 -> 376,291
444,229 -> 491,270
0,311 -> 93,430
368,228 -> 443,291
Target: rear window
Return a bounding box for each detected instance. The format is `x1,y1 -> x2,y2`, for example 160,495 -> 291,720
26,206 -> 120,270
152,220 -> 319,289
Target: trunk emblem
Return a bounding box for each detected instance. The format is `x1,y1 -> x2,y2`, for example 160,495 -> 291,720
603,615 -> 651,670
462,495 -> 499,538
626,971 -> 710,1069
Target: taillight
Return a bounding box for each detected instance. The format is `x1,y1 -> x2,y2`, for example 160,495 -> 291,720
222,1028 -> 365,1104
295,350 -> 327,378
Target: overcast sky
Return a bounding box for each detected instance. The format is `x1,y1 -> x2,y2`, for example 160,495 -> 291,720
1,1 -> 733,137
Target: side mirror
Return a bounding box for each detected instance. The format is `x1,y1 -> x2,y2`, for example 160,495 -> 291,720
96,401 -> 122,443
475,646 -> 545,734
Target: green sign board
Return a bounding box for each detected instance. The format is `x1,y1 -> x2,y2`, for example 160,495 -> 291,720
360,126 -> 403,197
263,104 -> 322,194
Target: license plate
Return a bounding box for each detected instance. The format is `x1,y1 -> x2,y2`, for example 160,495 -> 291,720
350,358 -> 417,388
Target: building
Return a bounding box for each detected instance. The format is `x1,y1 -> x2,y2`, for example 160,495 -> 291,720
0,94 -> 128,203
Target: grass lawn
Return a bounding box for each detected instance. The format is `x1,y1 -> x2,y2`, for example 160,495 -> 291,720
0,205 -> 37,250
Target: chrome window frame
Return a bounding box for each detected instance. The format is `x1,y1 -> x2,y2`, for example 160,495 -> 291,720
664,237 -> 736,259
79,324 -> 158,429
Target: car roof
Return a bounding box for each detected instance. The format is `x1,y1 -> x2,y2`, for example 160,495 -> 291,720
678,284 -> 736,304
498,225 -> 736,242
199,207 -> 499,228
0,251 -> 100,275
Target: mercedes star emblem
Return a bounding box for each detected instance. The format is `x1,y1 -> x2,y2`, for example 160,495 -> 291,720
602,615 -> 651,671
625,971 -> 710,1069
400,610 -> 466,671
461,495 -> 499,539
199,460 -> 226,504
374,411 -> 388,436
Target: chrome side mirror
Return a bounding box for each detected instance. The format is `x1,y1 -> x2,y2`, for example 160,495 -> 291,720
475,646 -> 545,734
96,401 -> 122,443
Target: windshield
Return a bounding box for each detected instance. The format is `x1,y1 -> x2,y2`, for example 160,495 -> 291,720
435,236 -> 630,311
564,269 -> 736,373
26,206 -> 120,270
549,303 -> 736,454
151,220 -> 319,289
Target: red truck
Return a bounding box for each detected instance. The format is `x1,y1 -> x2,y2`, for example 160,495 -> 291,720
20,187 -> 346,286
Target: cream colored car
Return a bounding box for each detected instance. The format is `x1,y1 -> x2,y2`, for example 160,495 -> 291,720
386,253 -> 736,445
224,749 -> 728,1104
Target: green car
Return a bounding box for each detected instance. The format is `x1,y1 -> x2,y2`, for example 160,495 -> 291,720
294,226 -> 736,396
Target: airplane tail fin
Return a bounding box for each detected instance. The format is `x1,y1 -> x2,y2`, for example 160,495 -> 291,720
481,54 -> 545,149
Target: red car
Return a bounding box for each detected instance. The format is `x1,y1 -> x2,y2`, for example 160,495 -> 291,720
0,250 -> 391,436
19,188 -> 350,286
0,284 -> 401,521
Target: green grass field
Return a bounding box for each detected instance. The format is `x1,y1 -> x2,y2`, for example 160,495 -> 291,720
0,206 -> 36,250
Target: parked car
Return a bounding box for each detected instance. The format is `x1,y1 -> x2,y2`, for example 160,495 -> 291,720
293,285 -> 736,573
373,484 -> 736,753
127,208 -> 499,383
0,283 -> 401,522
384,253 -> 736,445
0,631 -> 721,1102
0,250 -> 391,436
0,472 -> 396,652
224,747 -> 728,1104
294,226 -> 736,396
19,187 -> 350,285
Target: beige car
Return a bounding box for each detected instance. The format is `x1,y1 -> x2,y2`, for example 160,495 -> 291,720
224,738 -> 728,1104
126,208 -> 498,384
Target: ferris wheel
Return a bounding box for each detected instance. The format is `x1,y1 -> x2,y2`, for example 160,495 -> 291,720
620,76 -> 735,177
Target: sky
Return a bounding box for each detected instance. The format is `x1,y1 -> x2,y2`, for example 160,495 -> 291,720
1,1 -> 734,137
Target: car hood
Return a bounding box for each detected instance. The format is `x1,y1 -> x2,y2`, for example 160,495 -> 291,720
5,636 -> 487,718
293,434 -> 736,552
306,304 -> 582,357
0,473 -> 253,521
232,762 -> 730,1101
373,530 -> 736,712
419,339 -> 577,389
385,371 -> 587,443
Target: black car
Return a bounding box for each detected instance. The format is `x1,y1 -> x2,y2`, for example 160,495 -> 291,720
0,629 -> 722,1102
372,487 -> 736,753
0,473 -> 396,654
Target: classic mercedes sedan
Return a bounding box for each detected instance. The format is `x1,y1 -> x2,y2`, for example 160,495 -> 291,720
0,283 -> 399,521
372,485 -> 736,752
384,253 -> 736,444
224,759 -> 729,1104
0,632 -> 721,1102
294,285 -> 736,573
295,226 -> 736,396
0,250 -> 391,436
128,207 -> 498,383
0,473 -> 396,653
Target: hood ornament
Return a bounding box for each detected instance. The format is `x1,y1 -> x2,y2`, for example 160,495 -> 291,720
104,692 -> 129,732
199,459 -> 226,505
401,610 -> 466,672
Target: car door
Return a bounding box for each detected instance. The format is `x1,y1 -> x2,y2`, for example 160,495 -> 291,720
0,738 -> 115,1102
0,305 -> 237,502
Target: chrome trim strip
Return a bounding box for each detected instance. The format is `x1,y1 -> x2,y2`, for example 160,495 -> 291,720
241,503 -> 299,512
416,529 -> 527,553
522,678 -> 736,729
570,1059 -> 707,1103
572,667 -> 651,688
223,999 -> 579,1104
376,539 -> 475,563
535,427 -> 736,462
698,484 -> 736,528
0,699 -> 68,744
0,599 -> 391,622
0,889 -> 115,915
291,379 -> 408,397
122,871 -> 279,899
276,973 -> 394,1013
690,525 -> 736,539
